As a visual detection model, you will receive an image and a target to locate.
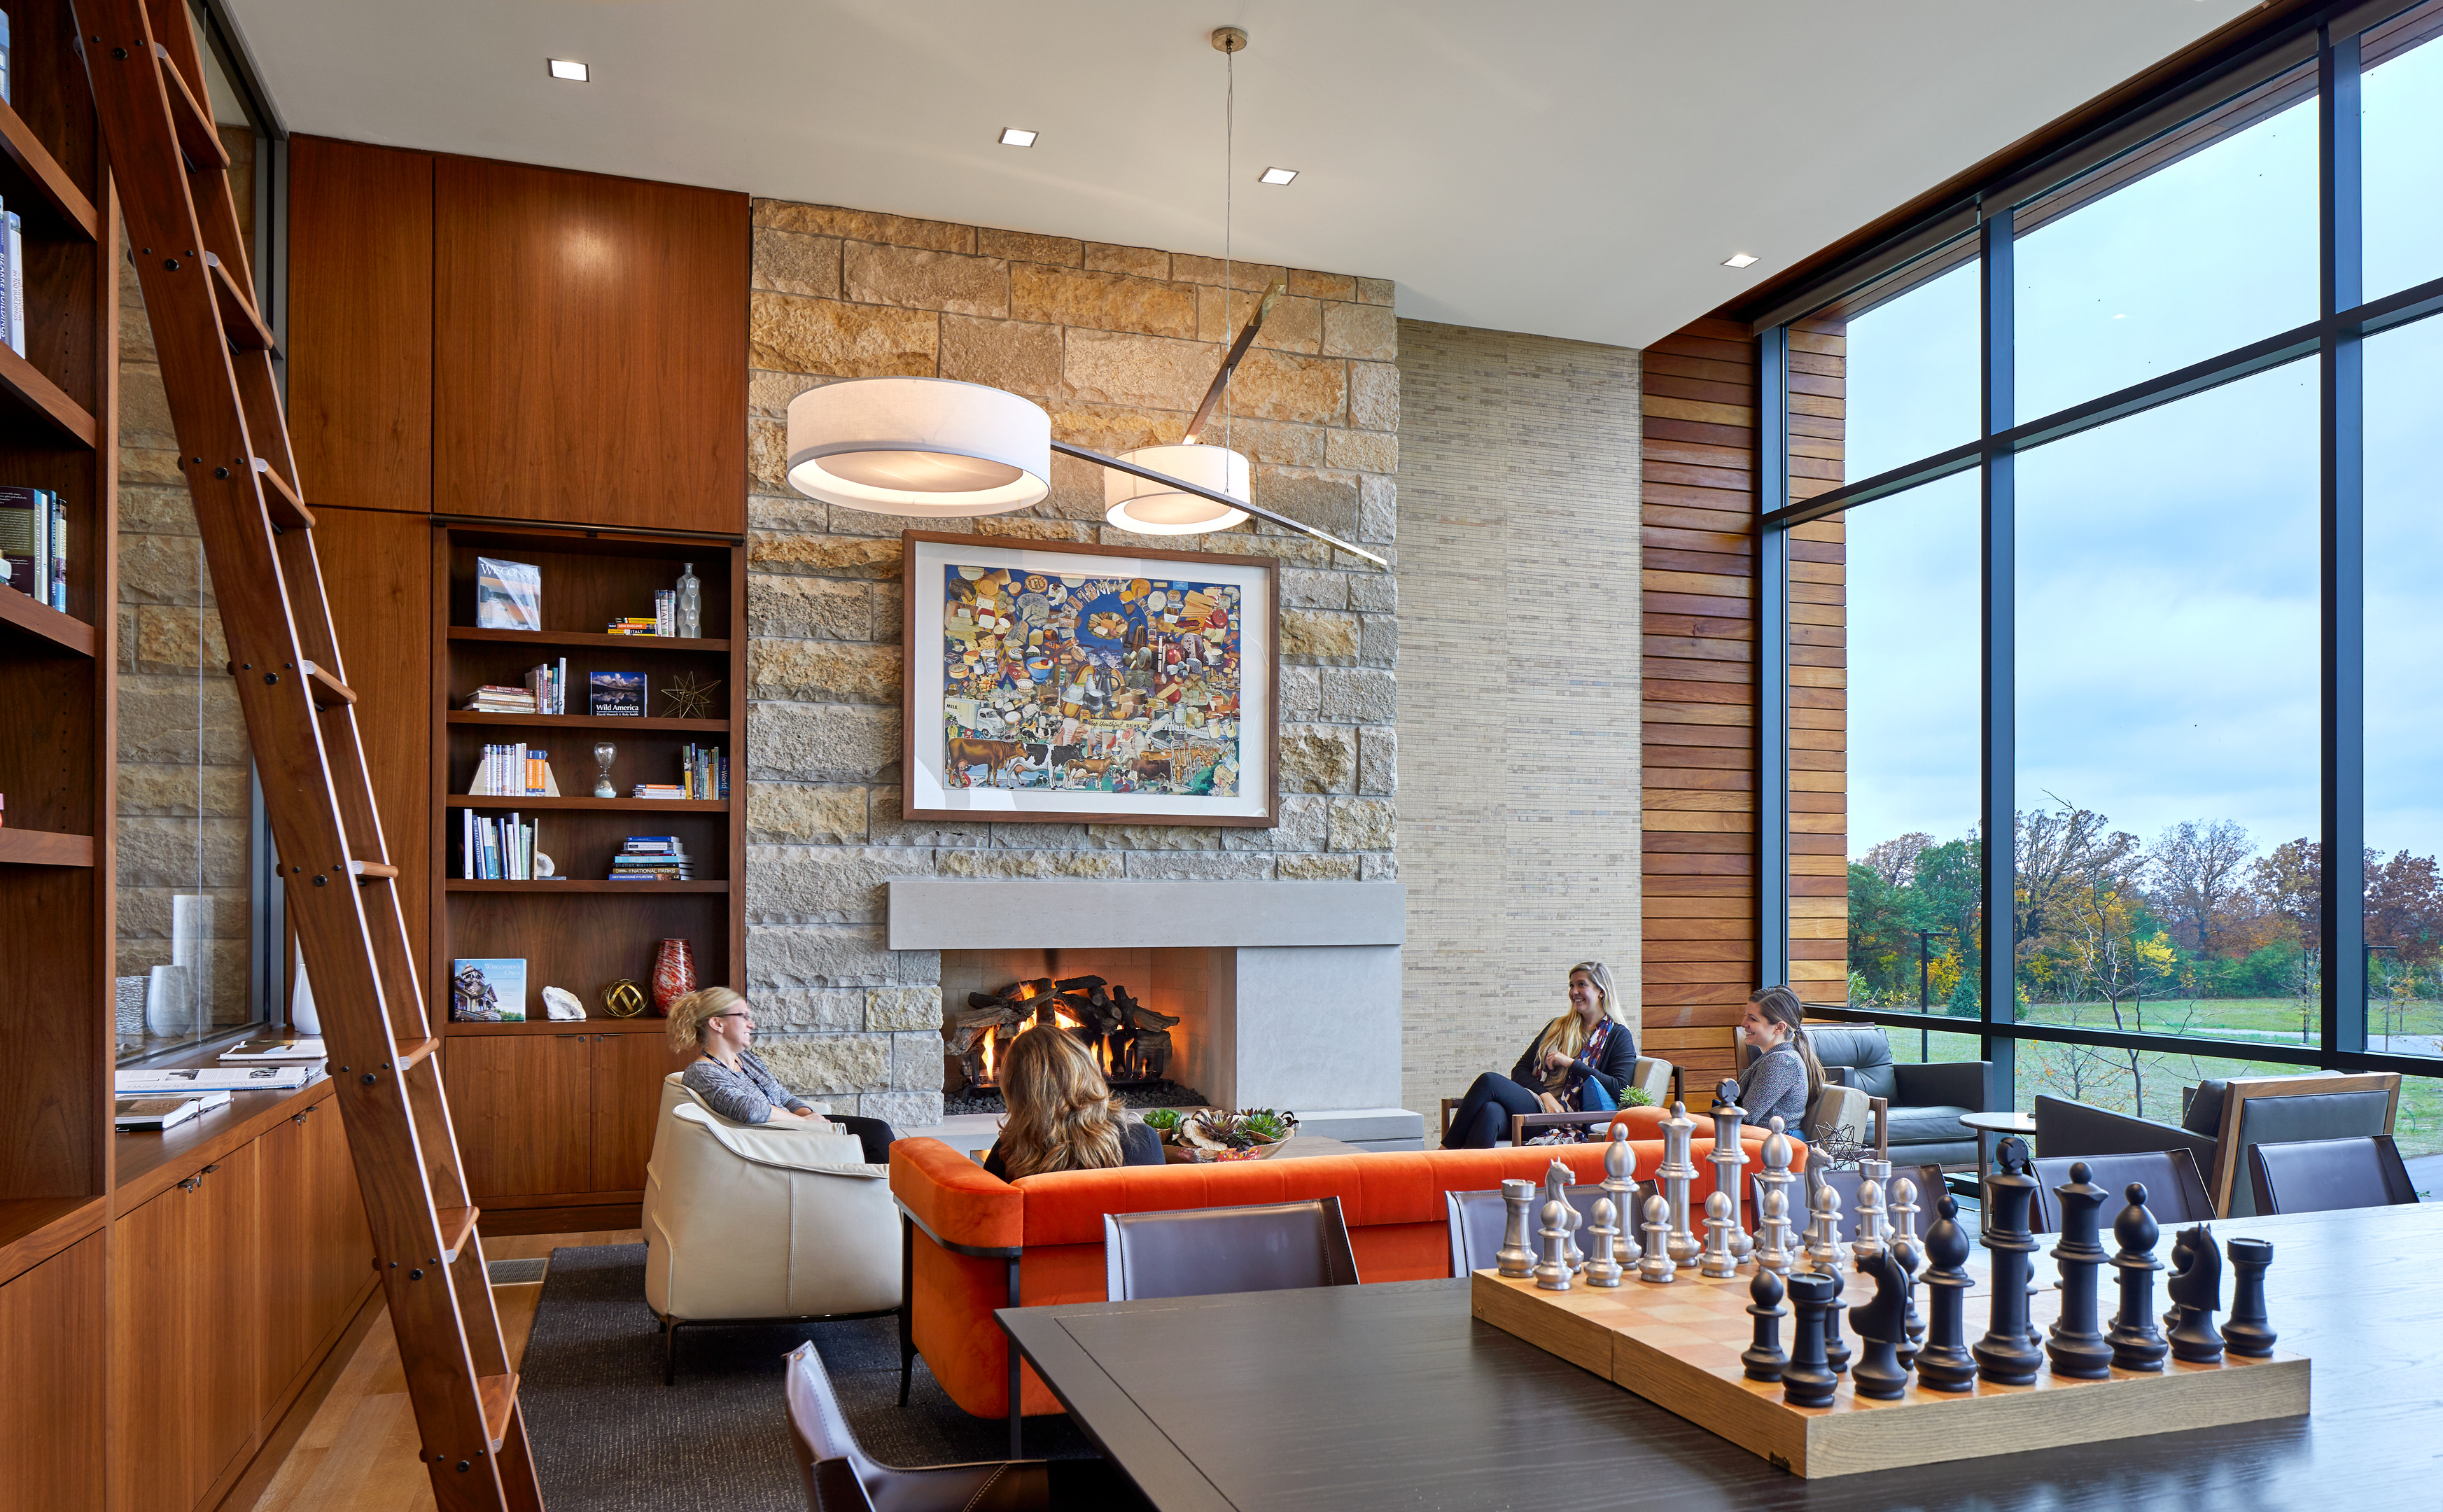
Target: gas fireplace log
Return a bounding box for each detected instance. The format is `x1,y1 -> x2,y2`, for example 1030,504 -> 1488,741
1054,975 -> 1107,993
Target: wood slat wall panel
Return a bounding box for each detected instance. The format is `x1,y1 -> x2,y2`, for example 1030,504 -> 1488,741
1791,315 -> 1847,1006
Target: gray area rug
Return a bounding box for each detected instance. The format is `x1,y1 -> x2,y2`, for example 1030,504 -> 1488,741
519,1245 -> 1094,1512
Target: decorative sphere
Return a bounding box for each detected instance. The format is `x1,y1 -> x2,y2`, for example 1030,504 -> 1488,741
601,979 -> 647,1018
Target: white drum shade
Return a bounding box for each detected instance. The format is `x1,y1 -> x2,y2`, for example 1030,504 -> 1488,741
787,377 -> 1051,517
1104,442 -> 1251,534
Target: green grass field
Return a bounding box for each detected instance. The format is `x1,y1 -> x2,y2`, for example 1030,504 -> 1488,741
1878,1001 -> 2443,1160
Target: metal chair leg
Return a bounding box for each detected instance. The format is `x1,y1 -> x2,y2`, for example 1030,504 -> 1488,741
898,1217 -> 917,1407
664,1318 -> 678,1387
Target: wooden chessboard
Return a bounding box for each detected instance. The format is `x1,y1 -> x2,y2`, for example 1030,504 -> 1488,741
1471,1263 -> 2309,1478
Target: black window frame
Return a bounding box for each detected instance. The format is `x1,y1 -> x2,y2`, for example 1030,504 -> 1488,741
1753,0 -> 2443,1107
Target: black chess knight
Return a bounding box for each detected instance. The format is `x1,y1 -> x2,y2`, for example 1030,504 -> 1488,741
2165,1223 -> 2226,1364
1850,1247 -> 1915,1401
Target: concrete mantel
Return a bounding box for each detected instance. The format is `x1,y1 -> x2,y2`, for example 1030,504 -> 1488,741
886,880 -> 1407,952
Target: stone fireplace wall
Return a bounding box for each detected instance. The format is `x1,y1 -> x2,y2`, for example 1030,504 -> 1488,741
737,200 -> 1403,1127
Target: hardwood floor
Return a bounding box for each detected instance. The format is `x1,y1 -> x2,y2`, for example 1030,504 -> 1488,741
238,1229 -> 640,1512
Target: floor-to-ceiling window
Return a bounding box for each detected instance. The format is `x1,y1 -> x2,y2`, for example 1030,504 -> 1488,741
1762,1 -> 2443,1156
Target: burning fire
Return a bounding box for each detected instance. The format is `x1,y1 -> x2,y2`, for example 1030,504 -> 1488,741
977,997 -> 1112,1086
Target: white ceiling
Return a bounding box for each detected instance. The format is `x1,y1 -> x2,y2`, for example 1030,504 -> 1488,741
221,0 -> 2255,350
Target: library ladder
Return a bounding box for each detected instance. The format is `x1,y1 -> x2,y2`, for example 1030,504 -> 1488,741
71,3 -> 544,1508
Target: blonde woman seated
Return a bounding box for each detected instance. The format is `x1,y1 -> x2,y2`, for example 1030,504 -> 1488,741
1441,961 -> 1638,1149
668,987 -> 897,1164
982,1024 -> 1165,1180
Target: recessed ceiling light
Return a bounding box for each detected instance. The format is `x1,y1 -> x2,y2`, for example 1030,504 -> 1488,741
548,58 -> 588,82
1000,127 -> 1038,148
1258,167 -> 1298,186
1723,253 -> 1760,269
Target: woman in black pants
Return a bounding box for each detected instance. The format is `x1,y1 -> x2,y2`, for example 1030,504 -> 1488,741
1442,961 -> 1638,1148
668,986 -> 898,1163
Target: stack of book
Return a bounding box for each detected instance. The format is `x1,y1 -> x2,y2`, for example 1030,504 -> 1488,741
461,810 -> 542,879
473,743 -> 553,796
115,1091 -> 231,1132
631,783 -> 687,800
608,836 -> 691,881
606,616 -> 661,636
465,685 -> 539,713
0,484 -> 66,610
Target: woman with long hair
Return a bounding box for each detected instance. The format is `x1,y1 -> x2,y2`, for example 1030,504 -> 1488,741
1440,961 -> 1638,1149
669,986 -> 898,1163
1736,983 -> 1827,1134
983,1024 -> 1166,1180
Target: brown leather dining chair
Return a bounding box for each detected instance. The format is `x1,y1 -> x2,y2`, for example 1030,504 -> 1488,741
2248,1135 -> 2421,1215
785,1340 -> 1046,1512
2030,1150 -> 2213,1233
1103,1196 -> 1360,1301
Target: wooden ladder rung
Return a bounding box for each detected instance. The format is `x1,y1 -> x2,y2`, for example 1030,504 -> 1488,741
395,1035 -> 440,1070
252,458 -> 316,531
477,1372 -> 517,1450
437,1204 -> 481,1263
205,253 -> 276,351
348,858 -> 400,881
301,661 -> 357,709
152,44 -> 230,172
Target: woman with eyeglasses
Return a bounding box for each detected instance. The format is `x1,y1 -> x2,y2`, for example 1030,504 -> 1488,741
668,986 -> 897,1163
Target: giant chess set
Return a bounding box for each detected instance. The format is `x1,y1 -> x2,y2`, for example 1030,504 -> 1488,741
1470,1093 -> 2309,1477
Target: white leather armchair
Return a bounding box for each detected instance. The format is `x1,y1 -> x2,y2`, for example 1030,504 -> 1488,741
642,1089 -> 899,1383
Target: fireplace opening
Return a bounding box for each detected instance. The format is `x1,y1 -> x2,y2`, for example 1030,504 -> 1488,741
949,974 -> 1177,1090
939,946 -> 1219,1116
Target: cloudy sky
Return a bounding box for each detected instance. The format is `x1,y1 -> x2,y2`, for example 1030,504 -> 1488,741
1842,35 -> 2443,869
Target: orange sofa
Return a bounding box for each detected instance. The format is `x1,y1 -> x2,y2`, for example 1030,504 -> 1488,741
889,1105 -> 1796,1420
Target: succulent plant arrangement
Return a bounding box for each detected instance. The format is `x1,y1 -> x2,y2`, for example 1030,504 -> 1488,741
1147,1106 -> 1299,1160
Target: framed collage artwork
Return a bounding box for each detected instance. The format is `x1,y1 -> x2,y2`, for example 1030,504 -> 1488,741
899,531 -> 1280,827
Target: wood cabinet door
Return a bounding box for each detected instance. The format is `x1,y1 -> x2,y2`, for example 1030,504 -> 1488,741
0,1233 -> 105,1511
433,156 -> 746,532
442,1032 -> 595,1199
256,1113 -> 318,1408
190,1140 -> 265,1493
589,1031 -> 686,1193
310,1098 -> 375,1343
109,1187 -> 195,1512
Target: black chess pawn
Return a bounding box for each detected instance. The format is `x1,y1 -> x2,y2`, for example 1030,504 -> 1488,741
1850,1248 -> 1915,1401
1820,1261 -> 1851,1376
1914,1196 -> 1977,1392
1971,1138 -> 2045,1385
1782,1271 -> 1838,1408
2045,1161 -> 2115,1380
2224,1238 -> 2277,1358
2165,1223 -> 2225,1364
1891,1238 -> 1925,1371
1742,1266 -> 1788,1382
2107,1182 -> 2169,1373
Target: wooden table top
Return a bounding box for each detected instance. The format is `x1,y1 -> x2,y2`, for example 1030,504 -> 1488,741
998,1202 -> 2443,1511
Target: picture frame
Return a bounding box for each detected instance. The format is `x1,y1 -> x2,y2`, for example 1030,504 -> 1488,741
900,530 -> 1280,827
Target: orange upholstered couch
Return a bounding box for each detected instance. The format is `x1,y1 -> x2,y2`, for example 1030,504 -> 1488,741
889,1105 -> 1796,1419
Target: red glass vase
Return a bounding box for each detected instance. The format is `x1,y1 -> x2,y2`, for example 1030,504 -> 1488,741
650,938 -> 696,1016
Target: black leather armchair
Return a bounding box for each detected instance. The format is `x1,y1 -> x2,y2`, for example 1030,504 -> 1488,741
2032,1072 -> 2402,1217
1801,1026 -> 1989,1166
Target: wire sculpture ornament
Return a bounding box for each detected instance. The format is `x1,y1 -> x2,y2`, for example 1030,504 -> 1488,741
660,671 -> 722,720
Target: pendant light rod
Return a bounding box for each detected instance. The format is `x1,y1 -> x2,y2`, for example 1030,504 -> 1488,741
1053,438 -> 1388,567
1182,278 -> 1287,445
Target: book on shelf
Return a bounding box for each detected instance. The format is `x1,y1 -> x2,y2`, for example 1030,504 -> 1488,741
4,210 -> 22,360
118,1065 -> 316,1094
631,783 -> 687,800
466,744 -> 558,797
678,743 -> 729,799
0,484 -> 59,604
461,810 -> 540,879
655,589 -> 675,637
50,492 -> 64,611
589,670 -> 645,717
522,659 -> 568,715
218,1035 -> 328,1063
475,556 -> 542,631
115,1091 -> 231,1132
465,684 -> 538,714
451,958 -> 528,1022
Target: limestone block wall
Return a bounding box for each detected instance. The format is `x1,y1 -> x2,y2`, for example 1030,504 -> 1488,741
1393,320 -> 1644,1120
738,200 -> 1402,1126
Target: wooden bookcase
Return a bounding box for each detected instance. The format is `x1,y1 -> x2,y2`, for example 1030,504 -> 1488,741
0,0 -> 114,1498
429,521 -> 744,1222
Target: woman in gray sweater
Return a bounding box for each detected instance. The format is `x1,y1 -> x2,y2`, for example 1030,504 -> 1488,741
670,987 -> 897,1163
1736,984 -> 1826,1135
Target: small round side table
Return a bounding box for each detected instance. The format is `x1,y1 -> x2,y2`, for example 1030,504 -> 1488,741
1961,1109 -> 2037,1232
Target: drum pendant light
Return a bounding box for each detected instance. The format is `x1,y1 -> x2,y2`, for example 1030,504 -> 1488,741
785,377 -> 1049,517
1107,26 -> 1256,538
1105,441 -> 1250,533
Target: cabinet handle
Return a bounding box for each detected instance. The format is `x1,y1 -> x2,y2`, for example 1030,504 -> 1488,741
200,1163 -> 221,1176
178,1176 -> 201,1192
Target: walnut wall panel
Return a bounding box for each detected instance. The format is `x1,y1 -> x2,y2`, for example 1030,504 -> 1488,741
434,158 -> 747,533
1785,316 -> 1848,996
310,505 -> 432,970
1639,318 -> 1759,1098
288,136 -> 433,514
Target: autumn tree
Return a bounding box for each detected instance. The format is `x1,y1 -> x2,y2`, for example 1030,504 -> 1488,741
2015,797 -> 2143,991
1861,832 -> 1935,889
2148,819 -> 2254,958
